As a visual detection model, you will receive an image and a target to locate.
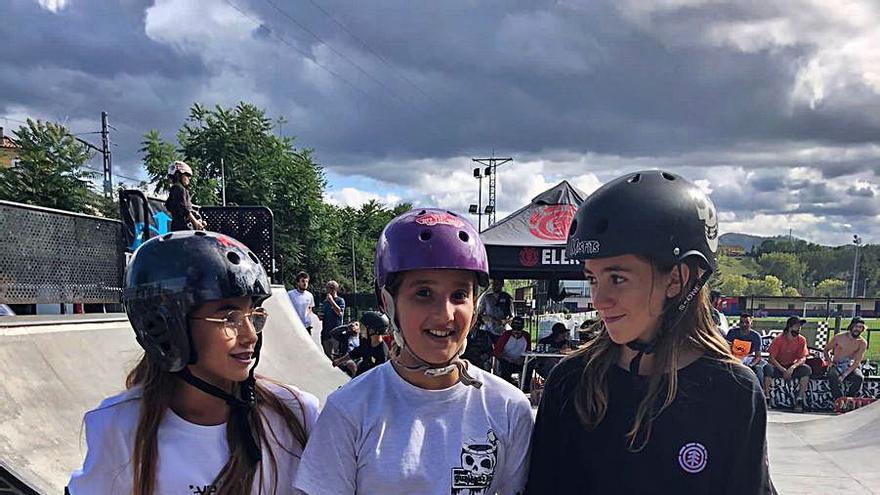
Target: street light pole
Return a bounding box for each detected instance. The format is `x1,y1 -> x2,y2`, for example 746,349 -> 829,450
851,234 -> 862,297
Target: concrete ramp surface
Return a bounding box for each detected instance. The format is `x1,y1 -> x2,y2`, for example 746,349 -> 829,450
768,402 -> 880,494
0,286 -> 346,494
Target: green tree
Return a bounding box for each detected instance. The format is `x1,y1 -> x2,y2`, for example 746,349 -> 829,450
140,129 -> 181,194
717,273 -> 749,296
745,275 -> 783,296
815,278 -> 848,297
0,119 -> 100,213
141,103 -> 337,288
758,252 -> 805,289
782,286 -> 801,297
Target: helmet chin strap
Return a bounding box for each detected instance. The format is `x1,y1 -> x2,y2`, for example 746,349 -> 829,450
625,262 -> 713,375
176,333 -> 263,464
381,288 -> 482,388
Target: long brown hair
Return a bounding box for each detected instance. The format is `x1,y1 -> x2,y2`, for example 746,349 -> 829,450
126,354 -> 308,495
573,257 -> 737,451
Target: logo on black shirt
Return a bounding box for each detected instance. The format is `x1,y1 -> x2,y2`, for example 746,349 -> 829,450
678,442 -> 708,474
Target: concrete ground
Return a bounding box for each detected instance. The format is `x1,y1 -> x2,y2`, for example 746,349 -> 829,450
767,407 -> 880,494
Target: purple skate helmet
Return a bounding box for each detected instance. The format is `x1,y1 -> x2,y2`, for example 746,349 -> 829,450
374,208 -> 489,290
374,208 -> 489,387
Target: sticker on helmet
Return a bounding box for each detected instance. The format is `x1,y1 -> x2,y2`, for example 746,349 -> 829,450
567,239 -> 600,257
216,235 -> 247,250
414,211 -> 465,228
690,189 -> 719,253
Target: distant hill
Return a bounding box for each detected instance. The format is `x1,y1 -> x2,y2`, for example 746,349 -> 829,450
720,233 -> 801,252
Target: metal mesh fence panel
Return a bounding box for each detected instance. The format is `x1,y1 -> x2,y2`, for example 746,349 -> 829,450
0,201 -> 124,304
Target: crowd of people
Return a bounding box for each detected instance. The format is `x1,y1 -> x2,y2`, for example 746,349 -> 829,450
723,311 -> 869,412
67,168 -> 786,494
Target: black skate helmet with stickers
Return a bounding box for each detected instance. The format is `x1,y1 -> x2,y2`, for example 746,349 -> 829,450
123,230 -> 271,372
360,311 -> 390,336
566,170 -> 720,371
122,230 -> 272,464
566,169 -> 718,275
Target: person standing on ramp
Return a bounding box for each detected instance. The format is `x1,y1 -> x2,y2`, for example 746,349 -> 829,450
295,208 -> 533,495
67,231 -> 318,495
165,160 -> 205,232
526,170 -> 775,494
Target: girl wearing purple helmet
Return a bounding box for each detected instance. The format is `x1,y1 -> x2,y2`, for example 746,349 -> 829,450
295,208 -> 534,495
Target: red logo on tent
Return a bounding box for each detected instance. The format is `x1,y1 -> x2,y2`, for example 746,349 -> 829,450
415,212 -> 464,228
519,247 -> 539,267
528,205 -> 576,241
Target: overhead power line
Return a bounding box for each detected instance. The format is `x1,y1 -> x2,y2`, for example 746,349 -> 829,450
303,0 -> 434,102
222,0 -> 383,104
259,0 -> 418,109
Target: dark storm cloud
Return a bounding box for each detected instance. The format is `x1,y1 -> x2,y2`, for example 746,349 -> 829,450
847,184 -> 875,198
2,0 -> 880,204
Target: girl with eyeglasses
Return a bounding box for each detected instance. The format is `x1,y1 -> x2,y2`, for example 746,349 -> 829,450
67,231 -> 318,495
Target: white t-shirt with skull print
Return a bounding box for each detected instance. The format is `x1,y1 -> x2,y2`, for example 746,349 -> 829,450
294,362 -> 534,495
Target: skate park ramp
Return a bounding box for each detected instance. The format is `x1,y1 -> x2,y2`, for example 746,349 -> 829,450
0,286 -> 346,495
768,402 -> 880,494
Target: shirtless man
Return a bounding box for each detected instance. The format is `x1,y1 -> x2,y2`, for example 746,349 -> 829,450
824,317 -> 868,400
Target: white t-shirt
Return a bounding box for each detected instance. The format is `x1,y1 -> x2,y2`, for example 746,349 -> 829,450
294,362 -> 534,495
500,334 -> 528,364
67,381 -> 319,495
288,289 -> 316,327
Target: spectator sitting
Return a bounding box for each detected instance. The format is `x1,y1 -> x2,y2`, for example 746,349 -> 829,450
534,322 -> 570,379
725,313 -> 765,390
823,317 -> 868,400
763,316 -> 811,412
333,312 -> 390,378
328,321 -> 361,376
493,316 -> 532,388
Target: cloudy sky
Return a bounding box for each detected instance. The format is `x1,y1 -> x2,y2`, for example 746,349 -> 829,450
3,0 -> 880,246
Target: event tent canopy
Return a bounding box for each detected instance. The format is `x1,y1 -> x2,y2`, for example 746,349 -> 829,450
480,180 -> 586,280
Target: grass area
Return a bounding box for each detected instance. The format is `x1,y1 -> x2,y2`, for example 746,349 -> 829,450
717,255 -> 761,278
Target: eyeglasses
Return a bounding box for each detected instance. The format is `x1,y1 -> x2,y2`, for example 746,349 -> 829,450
191,308 -> 268,338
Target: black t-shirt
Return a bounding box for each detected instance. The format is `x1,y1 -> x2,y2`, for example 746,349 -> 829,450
349,337 -> 389,375
526,354 -> 775,494
166,183 -> 193,231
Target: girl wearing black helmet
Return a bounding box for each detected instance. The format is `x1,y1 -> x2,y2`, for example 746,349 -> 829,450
67,231 -> 318,495
526,171 -> 774,494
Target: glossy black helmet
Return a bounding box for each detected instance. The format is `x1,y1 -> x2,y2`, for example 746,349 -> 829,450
360,311 -> 390,336
122,230 -> 272,372
566,170 -> 719,271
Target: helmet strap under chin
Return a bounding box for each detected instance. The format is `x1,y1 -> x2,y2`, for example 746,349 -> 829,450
380,287 -> 482,388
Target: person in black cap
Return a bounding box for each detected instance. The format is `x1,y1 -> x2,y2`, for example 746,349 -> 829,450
332,311 -> 392,377
526,170 -> 774,494
67,231 -> 318,494
823,317 -> 868,400
763,316 -> 811,412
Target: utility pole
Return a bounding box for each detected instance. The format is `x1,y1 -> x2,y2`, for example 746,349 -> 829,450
101,111 -> 111,197
74,112 -> 112,198
220,157 -> 227,206
472,154 -> 512,226
851,235 -> 862,298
